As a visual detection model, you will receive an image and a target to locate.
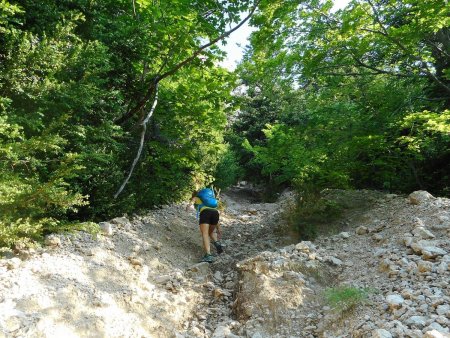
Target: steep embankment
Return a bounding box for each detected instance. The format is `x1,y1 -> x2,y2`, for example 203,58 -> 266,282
0,187 -> 449,338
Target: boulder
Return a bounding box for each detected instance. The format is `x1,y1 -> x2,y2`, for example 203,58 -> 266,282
409,191 -> 434,205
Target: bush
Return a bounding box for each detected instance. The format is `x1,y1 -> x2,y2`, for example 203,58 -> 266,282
324,286 -> 373,313
213,147 -> 244,190
283,188 -> 344,240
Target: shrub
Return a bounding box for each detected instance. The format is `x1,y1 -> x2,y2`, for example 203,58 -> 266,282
324,286 -> 373,313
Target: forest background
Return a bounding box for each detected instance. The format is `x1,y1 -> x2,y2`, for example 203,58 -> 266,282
1,0 -> 449,248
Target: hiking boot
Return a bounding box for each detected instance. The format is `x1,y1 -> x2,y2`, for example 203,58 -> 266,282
201,254 -> 214,263
213,241 -> 224,254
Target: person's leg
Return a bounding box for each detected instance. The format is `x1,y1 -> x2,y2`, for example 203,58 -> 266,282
200,223 -> 211,255
209,223 -> 224,254
208,224 -> 218,242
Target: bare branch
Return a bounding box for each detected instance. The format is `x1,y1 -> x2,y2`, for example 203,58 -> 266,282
114,84 -> 159,198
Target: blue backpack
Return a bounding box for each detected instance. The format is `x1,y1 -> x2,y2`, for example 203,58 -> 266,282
197,188 -> 218,209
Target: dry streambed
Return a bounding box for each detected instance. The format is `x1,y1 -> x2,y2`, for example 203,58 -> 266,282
0,188 -> 449,338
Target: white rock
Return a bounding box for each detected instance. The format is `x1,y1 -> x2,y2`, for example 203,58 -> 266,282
372,329 -> 392,338
326,256 -> 343,266
403,236 -> 413,247
409,191 -> 435,205
406,315 -> 427,328
438,215 -> 450,224
386,295 -> 405,310
422,246 -> 447,259
424,329 -> 450,338
295,242 -> 310,252
129,257 -> 143,266
44,235 -> 61,247
6,257 -> 21,270
99,222 -> 113,236
212,325 -> 239,338
417,260 -> 433,273
340,232 -> 351,239
214,271 -> 223,282
425,322 -> 449,334
412,227 -> 435,239
111,217 -> 130,226
356,226 -> 369,235
436,304 -> 450,316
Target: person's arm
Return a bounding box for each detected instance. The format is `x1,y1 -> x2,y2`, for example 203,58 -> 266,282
185,197 -> 196,212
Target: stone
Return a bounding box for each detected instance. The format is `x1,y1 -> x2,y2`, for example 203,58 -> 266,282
326,256 -> 343,266
44,235 -> 61,247
99,222 -> 113,236
340,232 -> 351,239
6,257 -> 21,270
422,246 -> 447,259
436,304 -> 450,316
406,315 -> 427,328
186,262 -> 210,281
386,294 -> 404,310
411,241 -> 447,258
212,325 -> 239,338
417,261 -> 433,273
213,288 -> 225,298
111,217 -> 130,227
409,191 -> 434,205
403,236 -> 413,247
425,322 -> 449,334
213,271 -> 223,282
372,329 -> 392,338
154,275 -> 172,284
412,227 -> 435,239
129,257 -> 143,266
424,330 -> 450,338
373,234 -> 384,242
295,242 -> 310,252
356,226 -> 369,235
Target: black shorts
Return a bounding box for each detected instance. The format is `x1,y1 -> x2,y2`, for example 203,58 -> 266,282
199,209 -> 219,225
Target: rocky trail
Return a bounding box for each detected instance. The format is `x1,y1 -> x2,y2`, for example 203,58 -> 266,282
0,186 -> 449,338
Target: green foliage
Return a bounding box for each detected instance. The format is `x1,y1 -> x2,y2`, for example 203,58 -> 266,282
283,189 -> 344,240
0,0 -> 246,247
324,286 -> 373,313
232,0 -> 450,201
213,146 -> 244,190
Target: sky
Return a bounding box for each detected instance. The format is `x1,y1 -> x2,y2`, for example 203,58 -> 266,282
219,0 -> 351,70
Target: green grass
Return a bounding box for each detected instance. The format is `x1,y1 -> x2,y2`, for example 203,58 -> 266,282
324,286 -> 374,313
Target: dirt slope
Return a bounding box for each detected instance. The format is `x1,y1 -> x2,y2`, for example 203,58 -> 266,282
0,187 -> 449,338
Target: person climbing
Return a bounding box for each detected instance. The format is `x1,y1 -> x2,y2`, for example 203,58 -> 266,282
186,188 -> 224,263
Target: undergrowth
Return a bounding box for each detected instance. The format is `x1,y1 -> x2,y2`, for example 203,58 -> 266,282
283,190 -> 345,240
324,285 -> 375,313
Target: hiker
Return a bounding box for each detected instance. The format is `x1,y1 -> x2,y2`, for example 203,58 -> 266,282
186,188 -> 224,263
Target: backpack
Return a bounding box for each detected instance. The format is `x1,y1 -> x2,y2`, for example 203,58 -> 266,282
197,188 -> 218,208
